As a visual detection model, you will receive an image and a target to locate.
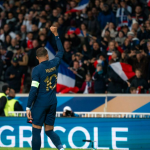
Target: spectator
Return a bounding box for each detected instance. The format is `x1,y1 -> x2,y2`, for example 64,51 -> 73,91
13,44 -> 28,76
101,22 -> 117,39
58,17 -> 67,39
0,46 -> 13,71
91,42 -> 101,58
112,0 -> 120,14
15,33 -> 22,46
45,4 -> 51,16
132,5 -> 147,26
95,0 -> 100,11
69,33 -> 81,49
7,88 -> 23,112
127,31 -> 140,48
130,68 -> 148,93
31,24 -> 39,39
0,85 -> 9,116
15,13 -> 24,32
5,57 -> 22,93
23,14 -> 33,32
97,3 -> 115,29
79,74 -> 94,94
20,25 -> 27,41
28,40 -> 39,68
116,0 -> 132,29
91,7 -> 99,19
0,12 -> 6,29
63,40 -> 73,64
4,35 -> 11,48
127,50 -> 148,78
83,10 -> 100,36
93,64 -> 106,93
50,9 -> 59,23
0,24 -> 16,42
106,65 -> 124,93
115,31 -> 126,46
82,59 -> 95,75
130,87 -> 137,94
6,12 -> 16,30
63,13 -> 70,27
69,60 -> 85,88
21,32 -> 33,52
39,34 -> 47,47
109,50 -> 120,63
38,16 -> 47,28
7,38 -> 17,52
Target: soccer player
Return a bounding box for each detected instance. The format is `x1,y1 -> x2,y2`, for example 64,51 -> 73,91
26,27 -> 64,150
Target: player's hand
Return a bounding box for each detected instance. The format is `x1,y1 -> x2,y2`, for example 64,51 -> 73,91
50,26 -> 58,36
26,110 -> 33,120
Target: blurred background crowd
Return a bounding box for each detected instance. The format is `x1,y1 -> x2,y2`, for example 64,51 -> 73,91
0,0 -> 150,94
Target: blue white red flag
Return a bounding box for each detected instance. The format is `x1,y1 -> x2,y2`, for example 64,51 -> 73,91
110,62 -> 135,81
66,0 -> 89,13
67,27 -> 89,37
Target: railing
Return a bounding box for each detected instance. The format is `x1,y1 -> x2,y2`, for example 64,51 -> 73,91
8,111 -> 150,118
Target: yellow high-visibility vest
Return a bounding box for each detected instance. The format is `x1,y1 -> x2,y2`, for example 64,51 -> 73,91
4,99 -> 18,116
0,93 -> 6,98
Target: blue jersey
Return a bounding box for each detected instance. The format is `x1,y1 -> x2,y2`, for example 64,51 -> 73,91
27,36 -> 64,108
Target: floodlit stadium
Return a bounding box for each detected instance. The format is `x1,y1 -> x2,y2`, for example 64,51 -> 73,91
0,0 -> 150,150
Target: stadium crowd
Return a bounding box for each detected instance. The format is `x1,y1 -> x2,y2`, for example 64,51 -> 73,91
0,0 -> 150,94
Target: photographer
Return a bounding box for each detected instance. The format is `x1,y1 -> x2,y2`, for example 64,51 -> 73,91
62,106 -> 75,117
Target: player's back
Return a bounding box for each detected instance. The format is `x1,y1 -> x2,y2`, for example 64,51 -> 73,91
33,58 -> 59,106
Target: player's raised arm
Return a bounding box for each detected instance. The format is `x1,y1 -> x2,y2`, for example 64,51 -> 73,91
50,27 -> 64,63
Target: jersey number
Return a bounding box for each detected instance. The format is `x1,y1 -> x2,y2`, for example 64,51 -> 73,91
44,74 -> 57,91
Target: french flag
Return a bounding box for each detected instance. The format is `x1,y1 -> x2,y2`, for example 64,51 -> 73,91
93,60 -> 103,68
66,0 -> 89,13
67,27 -> 86,37
45,42 -> 78,93
110,62 -> 135,81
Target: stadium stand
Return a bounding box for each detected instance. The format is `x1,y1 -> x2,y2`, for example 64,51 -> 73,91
0,0 -> 150,94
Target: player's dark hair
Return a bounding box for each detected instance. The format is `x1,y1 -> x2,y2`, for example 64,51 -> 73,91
36,47 -> 48,57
